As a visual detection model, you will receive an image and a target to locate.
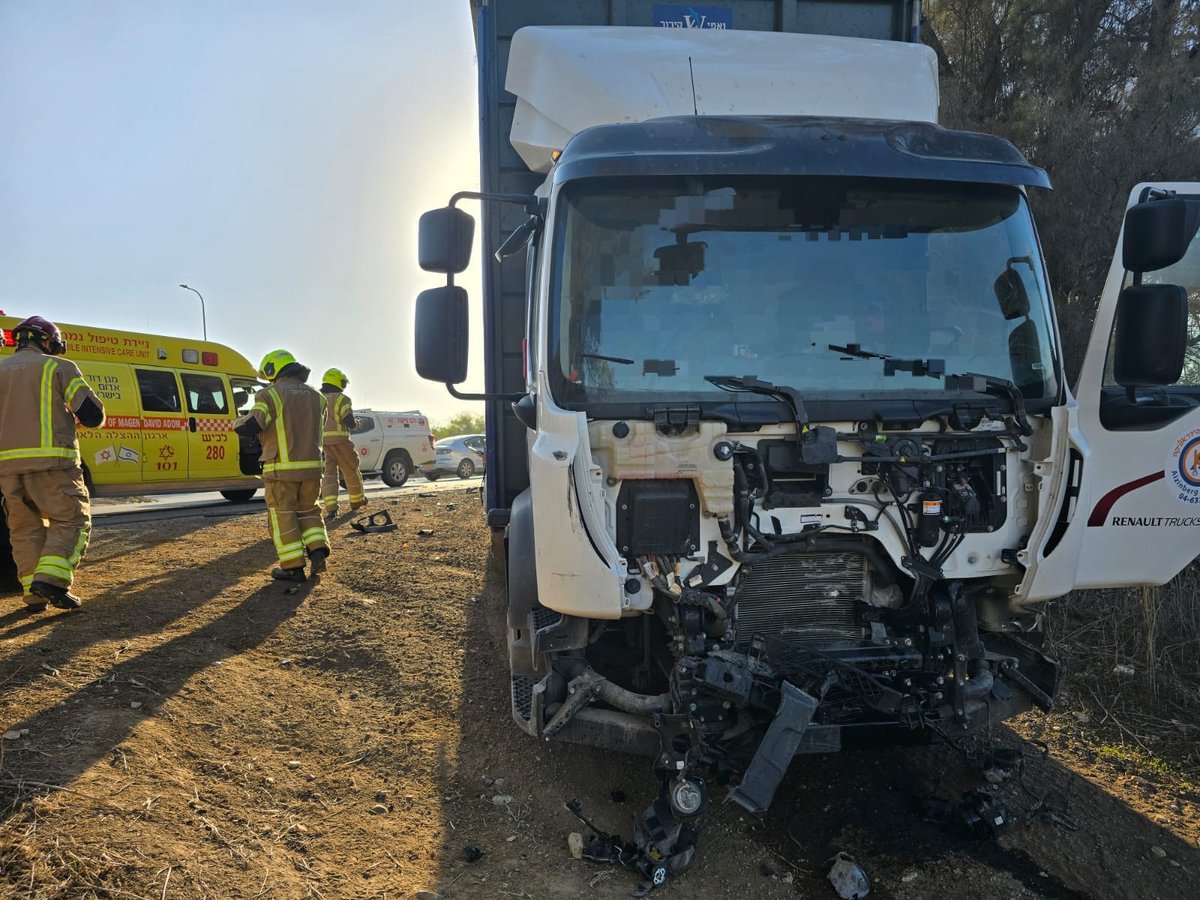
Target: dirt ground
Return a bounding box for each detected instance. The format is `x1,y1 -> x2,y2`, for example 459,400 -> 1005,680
1,491 -> 1198,899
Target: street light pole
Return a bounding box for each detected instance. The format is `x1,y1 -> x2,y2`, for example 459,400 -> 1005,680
178,284 -> 207,341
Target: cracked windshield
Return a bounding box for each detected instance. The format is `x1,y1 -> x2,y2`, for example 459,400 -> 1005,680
551,178 -> 1060,404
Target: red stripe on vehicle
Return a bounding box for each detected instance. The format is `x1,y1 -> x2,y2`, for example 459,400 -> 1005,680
1086,471 -> 1165,527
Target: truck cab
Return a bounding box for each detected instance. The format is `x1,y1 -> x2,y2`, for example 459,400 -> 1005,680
412,1 -> 1200,889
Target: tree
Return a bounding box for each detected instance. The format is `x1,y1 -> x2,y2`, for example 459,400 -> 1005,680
431,411 -> 485,440
928,0 -> 1200,379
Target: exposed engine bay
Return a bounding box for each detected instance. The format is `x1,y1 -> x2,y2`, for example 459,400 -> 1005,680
508,405 -> 1061,893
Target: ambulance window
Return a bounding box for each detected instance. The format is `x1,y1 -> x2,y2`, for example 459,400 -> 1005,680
135,369 -> 181,413
182,373 -> 229,414
231,378 -> 262,414
351,416 -> 375,435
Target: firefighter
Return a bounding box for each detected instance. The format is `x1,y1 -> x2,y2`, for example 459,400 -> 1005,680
234,350 -> 329,582
319,367 -> 366,517
0,316 -> 105,612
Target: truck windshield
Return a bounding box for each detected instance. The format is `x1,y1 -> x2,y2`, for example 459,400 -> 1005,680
548,177 -> 1059,406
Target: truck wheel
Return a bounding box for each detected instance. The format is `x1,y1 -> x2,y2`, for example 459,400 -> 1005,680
221,489 -> 258,503
457,458 -> 476,479
424,472 -> 440,481
381,450 -> 411,487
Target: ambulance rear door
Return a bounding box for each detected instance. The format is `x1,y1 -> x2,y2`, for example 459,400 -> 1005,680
132,367 -> 190,482
1021,184 -> 1200,600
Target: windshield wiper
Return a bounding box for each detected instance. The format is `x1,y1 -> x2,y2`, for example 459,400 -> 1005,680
704,375 -> 838,464
704,375 -> 810,430
945,373 -> 1033,436
828,344 -> 946,379
580,352 -> 635,365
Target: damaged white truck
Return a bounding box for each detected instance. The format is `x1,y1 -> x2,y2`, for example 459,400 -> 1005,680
414,0 -> 1200,891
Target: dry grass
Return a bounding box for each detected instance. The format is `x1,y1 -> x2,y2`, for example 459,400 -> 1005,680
1044,561 -> 1200,774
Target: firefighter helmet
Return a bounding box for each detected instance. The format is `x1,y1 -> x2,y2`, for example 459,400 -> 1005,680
13,316 -> 67,355
258,349 -> 298,382
322,367 -> 349,390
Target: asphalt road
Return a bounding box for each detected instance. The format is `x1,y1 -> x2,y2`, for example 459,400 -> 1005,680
92,473 -> 483,524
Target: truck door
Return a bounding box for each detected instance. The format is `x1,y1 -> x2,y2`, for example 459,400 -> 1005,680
181,372 -> 240,480
351,414 -> 383,470
133,368 -> 189,483
1021,183 -> 1200,600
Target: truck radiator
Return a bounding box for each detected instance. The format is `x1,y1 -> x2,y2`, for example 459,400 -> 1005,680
735,551 -> 868,643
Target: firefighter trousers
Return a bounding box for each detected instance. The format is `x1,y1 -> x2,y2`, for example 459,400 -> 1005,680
321,440 -> 365,512
0,467 -> 91,594
264,477 -> 328,570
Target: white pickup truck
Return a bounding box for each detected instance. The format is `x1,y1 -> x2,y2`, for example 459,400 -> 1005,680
349,409 -> 435,487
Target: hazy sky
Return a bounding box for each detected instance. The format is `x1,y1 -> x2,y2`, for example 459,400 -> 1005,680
1,0 -> 484,422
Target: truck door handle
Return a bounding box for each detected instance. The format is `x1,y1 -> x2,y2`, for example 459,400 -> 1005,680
188,416 -> 197,433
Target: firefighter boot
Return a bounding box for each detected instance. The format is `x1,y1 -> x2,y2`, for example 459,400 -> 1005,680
309,547 -> 329,576
29,580 -> 82,610
271,567 -> 306,583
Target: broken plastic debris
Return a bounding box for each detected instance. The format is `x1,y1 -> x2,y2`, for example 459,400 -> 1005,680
827,852 -> 870,899
2,730 -> 22,741
351,510 -> 397,534
568,831 -> 584,859
1113,664 -> 1135,677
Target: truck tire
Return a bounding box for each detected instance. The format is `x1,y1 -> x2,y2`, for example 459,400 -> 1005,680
457,458 -> 476,479
424,472 -> 440,481
381,450 -> 411,487
221,489 -> 258,503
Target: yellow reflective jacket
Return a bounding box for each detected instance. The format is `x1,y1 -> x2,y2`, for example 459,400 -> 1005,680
236,376 -> 325,480
322,390 -> 355,445
0,347 -> 105,475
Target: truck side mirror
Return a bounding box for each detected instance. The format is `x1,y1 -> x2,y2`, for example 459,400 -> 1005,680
654,240 -> 706,286
1122,198 -> 1200,273
1113,284 -> 1188,387
994,267 -> 1030,320
419,207 -> 475,275
415,286 -> 469,384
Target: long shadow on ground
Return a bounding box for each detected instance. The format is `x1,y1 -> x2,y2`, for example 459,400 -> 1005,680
0,576 -> 316,825
1,518 -> 273,692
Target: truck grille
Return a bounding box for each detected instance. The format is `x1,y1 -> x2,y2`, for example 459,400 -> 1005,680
735,551 -> 867,643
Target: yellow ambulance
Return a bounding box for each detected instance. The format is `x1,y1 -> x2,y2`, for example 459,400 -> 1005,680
0,317 -> 264,502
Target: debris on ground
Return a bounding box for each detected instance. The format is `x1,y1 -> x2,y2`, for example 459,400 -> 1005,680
915,788 -> 1010,839
568,832 -> 585,860
462,844 -> 483,863
826,852 -> 870,899
351,510 -> 398,534
1028,792 -> 1079,831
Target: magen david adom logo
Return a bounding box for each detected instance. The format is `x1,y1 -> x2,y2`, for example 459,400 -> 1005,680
1168,425 -> 1200,503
